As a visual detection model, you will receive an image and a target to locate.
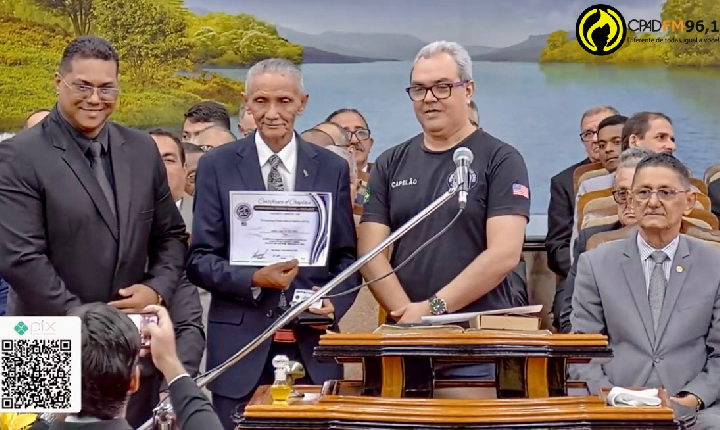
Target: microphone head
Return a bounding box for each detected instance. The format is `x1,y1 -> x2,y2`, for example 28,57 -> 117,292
453,147 -> 474,164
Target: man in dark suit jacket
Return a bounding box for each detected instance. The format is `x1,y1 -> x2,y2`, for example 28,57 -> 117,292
548,106 -> 618,326
187,58 -> 359,430
46,304 -> 221,430
0,36 -> 187,317
557,153 -> 642,332
710,179 -> 719,219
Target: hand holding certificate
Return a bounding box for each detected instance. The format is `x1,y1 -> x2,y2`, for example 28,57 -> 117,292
229,191 -> 333,267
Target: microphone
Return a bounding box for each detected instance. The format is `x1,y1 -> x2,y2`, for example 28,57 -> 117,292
452,147 -> 474,209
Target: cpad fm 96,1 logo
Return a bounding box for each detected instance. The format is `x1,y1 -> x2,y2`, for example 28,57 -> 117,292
576,4 -> 627,56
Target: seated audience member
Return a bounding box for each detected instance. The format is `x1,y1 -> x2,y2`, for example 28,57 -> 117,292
193,124 -> 236,148
23,109 -> 50,129
556,147 -> 650,333
313,121 -> 350,148
300,128 -> 334,147
325,108 -> 374,173
42,303 -> 221,430
710,178 -> 719,218
183,101 -> 231,142
569,114 -> 628,262
325,145 -> 360,206
468,100 -> 479,128
0,129 -> 15,316
237,103 -> 256,137
570,153 -> 720,429
182,142 -> 205,196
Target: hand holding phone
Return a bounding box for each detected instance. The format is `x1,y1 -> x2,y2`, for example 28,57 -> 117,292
127,313 -> 159,348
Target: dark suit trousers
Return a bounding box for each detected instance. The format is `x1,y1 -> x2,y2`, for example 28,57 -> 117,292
212,341 -> 313,430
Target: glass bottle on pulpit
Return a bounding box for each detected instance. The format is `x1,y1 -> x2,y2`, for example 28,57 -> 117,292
270,355 -> 291,405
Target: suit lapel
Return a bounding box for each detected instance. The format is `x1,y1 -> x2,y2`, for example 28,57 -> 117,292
49,115 -> 118,240
109,125 -> 130,255
656,236 -> 691,342
236,137 -> 266,190
294,138 -> 319,191
621,232 -> 655,346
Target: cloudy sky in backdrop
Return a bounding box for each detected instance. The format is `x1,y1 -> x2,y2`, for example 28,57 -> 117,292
182,0 -> 663,47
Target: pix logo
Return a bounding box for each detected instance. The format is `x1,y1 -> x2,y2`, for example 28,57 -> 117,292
13,320 -> 56,336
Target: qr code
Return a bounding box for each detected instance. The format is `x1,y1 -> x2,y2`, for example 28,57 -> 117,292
0,339 -> 72,410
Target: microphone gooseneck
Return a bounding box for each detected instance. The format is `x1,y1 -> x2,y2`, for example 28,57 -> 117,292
452,147 -> 474,209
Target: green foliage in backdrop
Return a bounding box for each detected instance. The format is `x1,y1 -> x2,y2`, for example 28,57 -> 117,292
540,0 -> 720,65
0,0 -> 304,130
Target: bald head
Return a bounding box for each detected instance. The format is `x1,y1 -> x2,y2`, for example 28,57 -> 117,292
194,125 -> 235,148
301,129 -> 335,147
314,122 -> 349,147
24,109 -> 50,129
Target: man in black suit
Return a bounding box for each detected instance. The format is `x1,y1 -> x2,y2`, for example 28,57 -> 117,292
547,106 -> 617,326
710,179 -> 719,219
125,130 -> 205,428
0,36 -> 187,317
187,58 -> 359,430
44,303 -> 221,430
556,148 -> 647,333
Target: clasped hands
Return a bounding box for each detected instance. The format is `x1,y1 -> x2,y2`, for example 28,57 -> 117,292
251,259 -> 335,330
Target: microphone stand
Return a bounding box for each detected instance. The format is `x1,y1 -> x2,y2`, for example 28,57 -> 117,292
138,186 -> 460,430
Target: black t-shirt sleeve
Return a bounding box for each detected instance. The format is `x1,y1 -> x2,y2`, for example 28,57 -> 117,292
487,148 -> 531,219
360,153 -> 391,226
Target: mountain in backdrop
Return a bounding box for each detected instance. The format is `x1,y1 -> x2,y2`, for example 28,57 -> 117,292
301,46 -> 395,63
471,34 -> 550,62
277,26 -> 497,61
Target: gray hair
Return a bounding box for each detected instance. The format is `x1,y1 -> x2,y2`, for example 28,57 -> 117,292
617,147 -> 652,170
245,58 -> 304,94
413,41 -> 473,82
0,132 -> 15,142
580,105 -> 619,124
324,146 -> 358,185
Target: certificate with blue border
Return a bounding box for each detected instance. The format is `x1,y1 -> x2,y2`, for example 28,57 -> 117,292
229,191 -> 332,267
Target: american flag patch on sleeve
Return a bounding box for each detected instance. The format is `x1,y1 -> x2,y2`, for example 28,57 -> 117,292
512,182 -> 529,198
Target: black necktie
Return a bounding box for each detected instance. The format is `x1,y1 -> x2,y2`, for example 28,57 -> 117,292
88,141 -> 116,216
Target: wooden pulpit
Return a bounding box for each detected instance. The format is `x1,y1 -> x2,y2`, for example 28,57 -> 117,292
237,331 -> 693,429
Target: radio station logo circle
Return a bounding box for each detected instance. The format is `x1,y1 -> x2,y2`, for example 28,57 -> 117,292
447,167 -> 479,190
576,4 -> 627,56
234,203 -> 253,221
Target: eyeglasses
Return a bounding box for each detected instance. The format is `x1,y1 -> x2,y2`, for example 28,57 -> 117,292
580,129 -> 598,142
406,80 -> 468,101
612,189 -> 630,204
632,188 -> 689,202
61,77 -> 120,101
347,129 -> 371,141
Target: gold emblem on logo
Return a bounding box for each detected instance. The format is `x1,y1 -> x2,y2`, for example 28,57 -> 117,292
576,4 -> 627,56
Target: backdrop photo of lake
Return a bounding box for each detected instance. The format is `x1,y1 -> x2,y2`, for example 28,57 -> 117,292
215,61 -> 720,235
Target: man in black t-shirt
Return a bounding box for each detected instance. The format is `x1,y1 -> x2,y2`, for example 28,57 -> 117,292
358,41 -> 530,327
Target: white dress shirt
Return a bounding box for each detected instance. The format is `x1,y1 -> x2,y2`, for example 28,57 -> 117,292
255,132 -> 297,191
636,233 -> 680,293
252,133 -> 298,299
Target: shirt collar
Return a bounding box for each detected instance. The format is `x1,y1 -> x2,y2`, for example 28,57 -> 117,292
637,232 -> 680,263
56,105 -> 110,154
255,132 -> 296,171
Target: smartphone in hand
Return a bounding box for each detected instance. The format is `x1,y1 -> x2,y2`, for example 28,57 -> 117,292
127,313 -> 159,348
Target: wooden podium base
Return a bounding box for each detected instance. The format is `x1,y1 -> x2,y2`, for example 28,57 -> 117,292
237,381 -> 692,430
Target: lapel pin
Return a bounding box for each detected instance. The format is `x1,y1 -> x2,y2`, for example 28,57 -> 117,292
676,266 -> 683,273
303,169 -> 308,177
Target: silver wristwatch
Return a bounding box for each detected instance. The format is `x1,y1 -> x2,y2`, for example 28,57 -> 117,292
428,295 -> 448,315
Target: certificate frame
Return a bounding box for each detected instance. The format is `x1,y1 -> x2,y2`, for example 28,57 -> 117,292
228,191 -> 333,267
